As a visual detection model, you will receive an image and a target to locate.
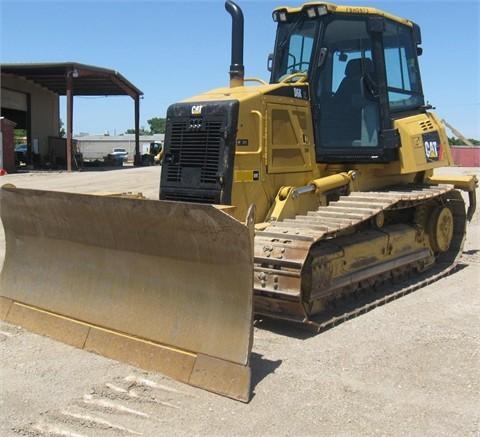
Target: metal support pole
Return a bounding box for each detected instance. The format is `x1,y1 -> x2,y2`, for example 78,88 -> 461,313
26,94 -> 32,166
134,95 -> 141,166
0,120 -> 3,171
66,72 -> 73,172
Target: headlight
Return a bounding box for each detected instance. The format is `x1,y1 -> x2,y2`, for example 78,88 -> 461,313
272,10 -> 288,22
317,5 -> 328,16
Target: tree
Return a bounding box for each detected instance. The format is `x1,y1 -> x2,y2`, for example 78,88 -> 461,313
14,128 -> 27,144
147,117 -> 166,134
124,118 -> 166,135
448,136 -> 463,145
59,119 -> 66,138
124,127 -> 150,135
449,136 -> 480,146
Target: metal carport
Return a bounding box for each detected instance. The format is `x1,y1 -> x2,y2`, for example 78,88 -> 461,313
1,62 -> 143,170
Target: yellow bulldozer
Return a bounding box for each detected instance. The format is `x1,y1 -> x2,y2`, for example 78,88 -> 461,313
1,1 -> 477,402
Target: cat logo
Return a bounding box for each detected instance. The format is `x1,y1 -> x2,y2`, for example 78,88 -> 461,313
424,140 -> 439,160
191,105 -> 203,115
422,131 -> 441,162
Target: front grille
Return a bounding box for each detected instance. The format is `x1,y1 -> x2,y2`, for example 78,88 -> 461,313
166,120 -> 223,185
160,100 -> 239,204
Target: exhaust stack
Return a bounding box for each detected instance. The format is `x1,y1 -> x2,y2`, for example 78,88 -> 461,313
225,1 -> 244,87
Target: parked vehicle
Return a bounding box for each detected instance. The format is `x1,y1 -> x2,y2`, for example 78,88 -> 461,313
14,144 -> 27,165
108,147 -> 129,162
141,142 -> 164,165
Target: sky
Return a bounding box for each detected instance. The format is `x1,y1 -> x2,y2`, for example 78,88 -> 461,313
1,0 -> 479,138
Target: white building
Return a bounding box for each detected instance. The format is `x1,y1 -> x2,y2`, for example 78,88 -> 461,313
75,134 -> 165,161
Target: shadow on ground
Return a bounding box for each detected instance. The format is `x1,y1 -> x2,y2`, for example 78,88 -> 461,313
250,352 -> 282,396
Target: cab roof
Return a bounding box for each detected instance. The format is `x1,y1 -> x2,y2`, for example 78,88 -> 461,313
273,2 -> 413,27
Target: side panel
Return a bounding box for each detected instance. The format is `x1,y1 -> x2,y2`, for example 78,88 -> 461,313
266,103 -> 314,174
395,112 -> 452,173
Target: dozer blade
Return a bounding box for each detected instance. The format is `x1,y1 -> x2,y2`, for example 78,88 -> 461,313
0,185 -> 254,402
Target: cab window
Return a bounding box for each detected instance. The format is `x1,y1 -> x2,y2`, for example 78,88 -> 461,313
383,21 -> 424,111
315,18 -> 380,150
272,19 -> 318,81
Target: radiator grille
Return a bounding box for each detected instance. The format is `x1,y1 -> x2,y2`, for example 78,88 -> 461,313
166,120 -> 223,185
160,100 -> 238,205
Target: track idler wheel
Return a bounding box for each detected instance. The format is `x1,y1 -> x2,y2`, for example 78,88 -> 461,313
428,205 -> 454,253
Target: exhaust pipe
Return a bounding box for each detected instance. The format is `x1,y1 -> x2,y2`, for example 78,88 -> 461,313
225,1 -> 244,87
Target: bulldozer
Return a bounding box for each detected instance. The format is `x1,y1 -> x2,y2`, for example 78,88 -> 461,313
141,141 -> 164,165
0,1 -> 477,402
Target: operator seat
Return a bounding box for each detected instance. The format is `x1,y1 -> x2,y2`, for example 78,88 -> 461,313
322,57 -> 378,148
335,58 -> 375,104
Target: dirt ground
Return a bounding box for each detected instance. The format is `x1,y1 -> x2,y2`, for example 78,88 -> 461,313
0,166 -> 479,437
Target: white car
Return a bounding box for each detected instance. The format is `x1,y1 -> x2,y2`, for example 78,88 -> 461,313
108,147 -> 129,162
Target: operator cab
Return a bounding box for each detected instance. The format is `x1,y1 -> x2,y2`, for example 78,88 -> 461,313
270,3 -> 425,163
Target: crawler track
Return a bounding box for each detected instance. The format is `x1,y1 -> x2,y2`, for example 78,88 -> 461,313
253,184 -> 467,330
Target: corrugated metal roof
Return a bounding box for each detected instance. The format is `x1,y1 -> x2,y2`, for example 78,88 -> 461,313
1,62 -> 143,97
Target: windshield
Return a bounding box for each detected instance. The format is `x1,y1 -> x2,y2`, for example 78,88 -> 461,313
271,18 -> 320,82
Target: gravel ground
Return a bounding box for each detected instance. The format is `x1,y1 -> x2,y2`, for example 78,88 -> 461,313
0,166 -> 478,437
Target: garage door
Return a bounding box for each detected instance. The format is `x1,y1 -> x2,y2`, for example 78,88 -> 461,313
1,88 -> 27,111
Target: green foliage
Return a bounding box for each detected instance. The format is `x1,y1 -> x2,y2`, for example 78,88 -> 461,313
125,127 -> 150,135
59,119 -> 66,138
147,117 -> 166,134
448,136 -> 463,145
124,117 -> 166,135
449,136 -> 480,146
14,129 -> 27,144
